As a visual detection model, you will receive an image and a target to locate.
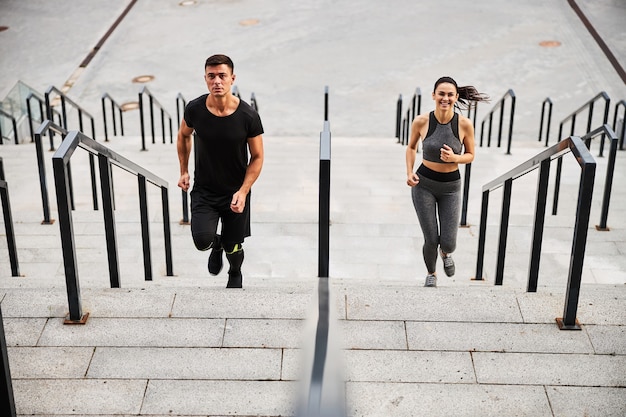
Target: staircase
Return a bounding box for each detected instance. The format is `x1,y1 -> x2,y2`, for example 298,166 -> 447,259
0,133 -> 625,416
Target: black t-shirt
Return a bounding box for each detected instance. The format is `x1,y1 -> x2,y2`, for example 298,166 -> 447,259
184,94 -> 264,195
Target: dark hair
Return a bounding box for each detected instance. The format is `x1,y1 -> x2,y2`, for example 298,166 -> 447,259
433,76 -> 489,109
205,54 -> 234,73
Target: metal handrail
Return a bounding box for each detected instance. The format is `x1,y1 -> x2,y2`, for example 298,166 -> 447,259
138,86 -> 173,151
34,120 -> 70,224
44,86 -> 99,210
613,99 -> 625,150
101,93 -> 125,141
539,97 -> 553,146
295,119 -> 346,417
556,91 -> 610,155
395,94 -> 402,142
27,92 -> 62,147
581,125 -> 618,230
474,135 -> 596,330
0,109 -> 19,145
0,158 -> 19,276
479,89 -> 516,154
52,130 -> 174,323
175,93 -> 190,225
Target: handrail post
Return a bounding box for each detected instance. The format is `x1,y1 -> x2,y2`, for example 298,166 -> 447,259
319,121 -> 331,278
506,92 -> 515,155
557,155 -> 595,330
162,186 -> 174,276
52,134 -> 88,324
139,90 -> 147,151
527,159 -> 550,292
459,162 -> 471,227
597,98 -> 611,157
494,179 -> 512,285
0,305 -> 17,417
473,190 -> 489,281
395,94 -> 402,143
138,175 -> 153,281
324,86 -> 329,121
98,154 -> 121,288
101,96 -> 109,141
0,159 -> 20,277
612,100 -> 625,150
539,98 -> 553,146
34,129 -> 54,225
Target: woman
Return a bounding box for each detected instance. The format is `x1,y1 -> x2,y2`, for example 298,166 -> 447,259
406,76 -> 489,287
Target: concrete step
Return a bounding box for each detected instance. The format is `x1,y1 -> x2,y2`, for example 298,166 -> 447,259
1,134 -> 625,289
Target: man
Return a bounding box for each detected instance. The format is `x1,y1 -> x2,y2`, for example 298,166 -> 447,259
177,54 -> 264,288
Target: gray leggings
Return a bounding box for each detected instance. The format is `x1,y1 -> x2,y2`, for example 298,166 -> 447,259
411,170 -> 461,274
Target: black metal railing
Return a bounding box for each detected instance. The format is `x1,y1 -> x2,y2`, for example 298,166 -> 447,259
295,118 -> 345,417
474,135 -> 595,330
538,97 -> 553,146
0,109 -> 19,145
101,93 -> 125,142
613,99 -> 625,150
0,305 -> 17,417
459,103 -> 480,227
395,88 -> 422,146
34,121 -> 71,224
552,93 -> 611,218
44,86 -> 99,210
555,91 -> 610,156
319,120 -> 331,278
52,130 -> 174,323
175,93 -> 190,225
564,124 -> 618,231
27,91 -> 64,146
0,158 -> 19,277
478,89 -> 516,154
138,86 -> 173,151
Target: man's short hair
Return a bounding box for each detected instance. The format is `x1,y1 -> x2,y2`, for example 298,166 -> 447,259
205,54 -> 234,73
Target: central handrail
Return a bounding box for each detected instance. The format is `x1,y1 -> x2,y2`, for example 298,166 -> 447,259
475,135 -> 596,330
138,86 -> 173,151
479,89 -> 516,154
613,99 -> 625,150
53,130 -> 174,323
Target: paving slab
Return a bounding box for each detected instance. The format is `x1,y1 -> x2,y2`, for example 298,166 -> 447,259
473,352 -> 626,386
404,322 -> 594,353
346,382 -> 553,417
546,386 -> 626,417
141,380 -> 297,416
87,347 -> 283,380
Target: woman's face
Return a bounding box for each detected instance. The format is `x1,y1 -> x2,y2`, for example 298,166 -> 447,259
432,82 -> 458,111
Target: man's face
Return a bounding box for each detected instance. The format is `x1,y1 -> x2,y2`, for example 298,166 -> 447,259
204,64 -> 235,97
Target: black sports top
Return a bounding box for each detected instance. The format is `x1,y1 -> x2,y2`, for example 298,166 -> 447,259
422,111 -> 462,163
184,94 -> 264,195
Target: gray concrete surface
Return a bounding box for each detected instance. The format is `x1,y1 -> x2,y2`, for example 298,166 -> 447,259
0,0 -> 625,416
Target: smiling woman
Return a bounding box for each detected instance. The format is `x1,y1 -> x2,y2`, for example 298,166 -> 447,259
405,76 -> 489,287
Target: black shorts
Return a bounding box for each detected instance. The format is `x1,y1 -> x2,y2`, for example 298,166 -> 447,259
190,187 -> 251,245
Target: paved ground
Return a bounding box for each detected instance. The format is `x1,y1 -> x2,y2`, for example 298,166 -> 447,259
0,0 -> 625,416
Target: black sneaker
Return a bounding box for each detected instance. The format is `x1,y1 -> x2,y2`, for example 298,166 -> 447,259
208,237 -> 223,275
226,271 -> 243,288
440,249 -> 455,277
424,274 -> 437,287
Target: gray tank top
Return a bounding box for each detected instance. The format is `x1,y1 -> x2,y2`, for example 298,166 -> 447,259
422,111 -> 462,163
